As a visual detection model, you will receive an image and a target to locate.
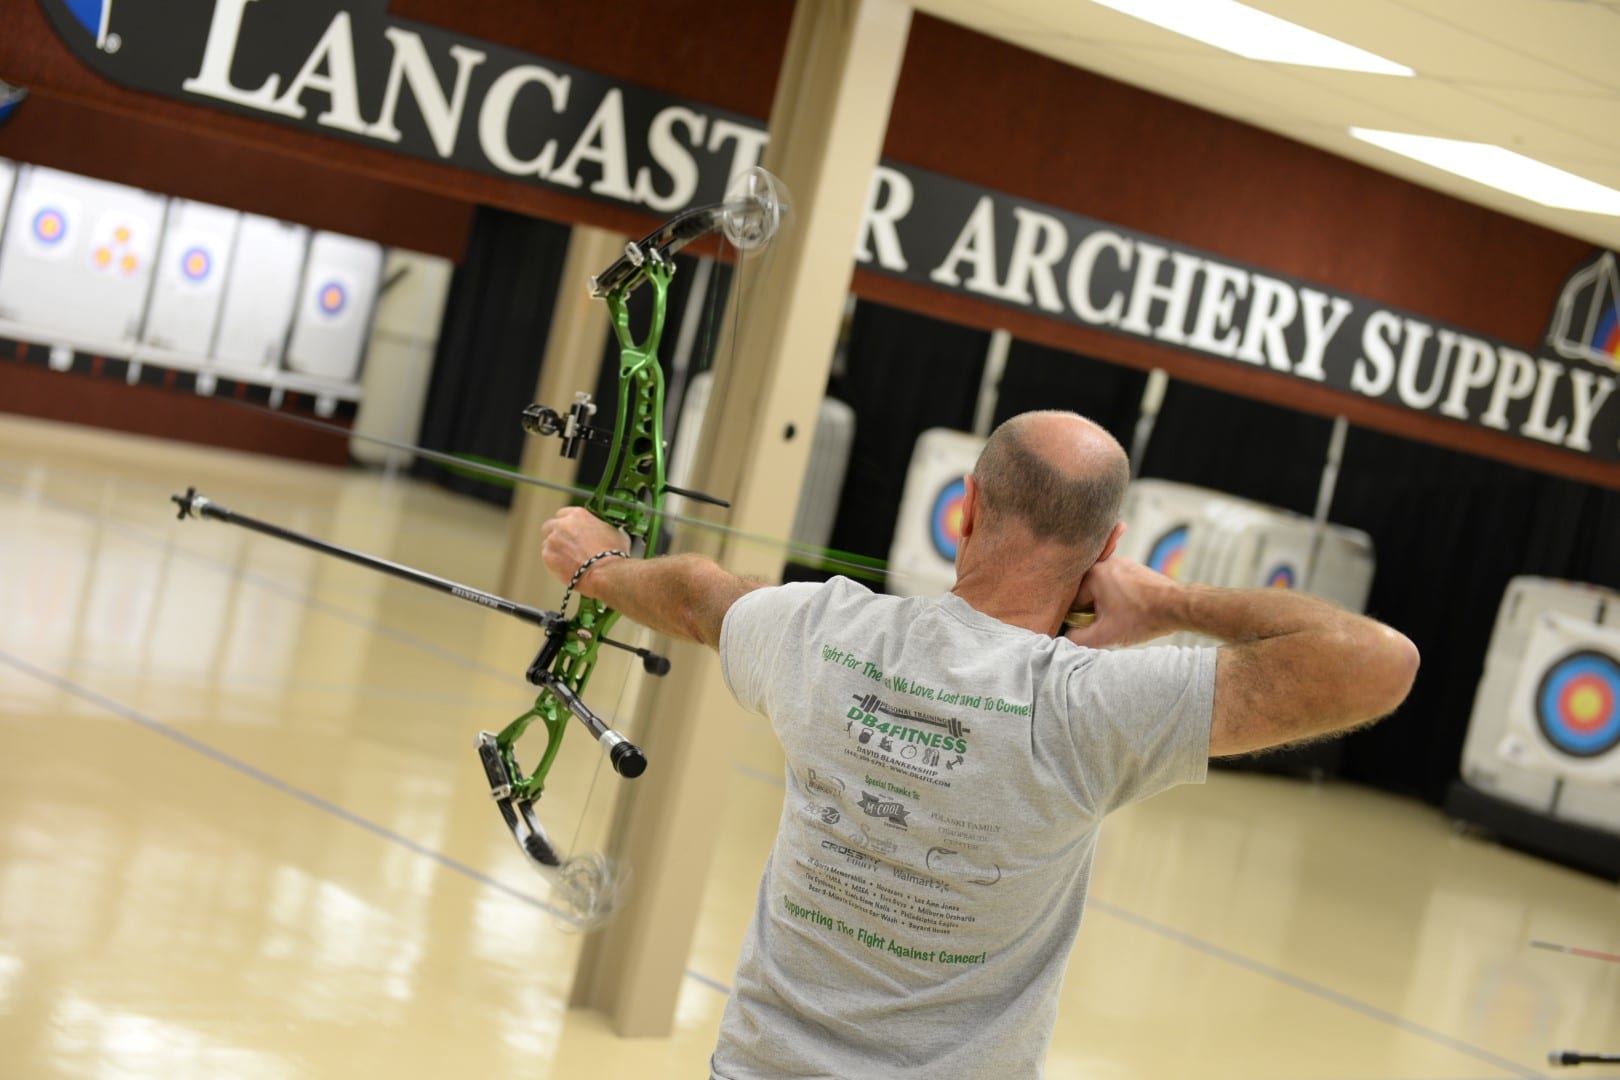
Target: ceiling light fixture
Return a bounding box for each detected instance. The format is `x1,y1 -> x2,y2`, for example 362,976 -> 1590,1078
1350,128 -> 1620,216
1090,0 -> 1414,76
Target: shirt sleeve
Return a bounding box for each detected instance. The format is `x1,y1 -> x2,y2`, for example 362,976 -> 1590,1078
1065,644 -> 1216,814
718,581 -> 823,716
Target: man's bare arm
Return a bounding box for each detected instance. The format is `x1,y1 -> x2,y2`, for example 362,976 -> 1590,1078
540,506 -> 760,649
1065,556 -> 1419,756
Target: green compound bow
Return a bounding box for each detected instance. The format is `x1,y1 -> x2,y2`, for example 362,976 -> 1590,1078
173,166 -> 788,927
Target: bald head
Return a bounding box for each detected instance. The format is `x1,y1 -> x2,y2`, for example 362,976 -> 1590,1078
971,411 -> 1130,557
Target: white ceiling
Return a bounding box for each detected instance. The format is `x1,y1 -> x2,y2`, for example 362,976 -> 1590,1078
910,0 -> 1620,251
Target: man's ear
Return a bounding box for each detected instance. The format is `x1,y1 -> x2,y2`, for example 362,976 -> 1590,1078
1094,521 -> 1125,564
960,474 -> 978,538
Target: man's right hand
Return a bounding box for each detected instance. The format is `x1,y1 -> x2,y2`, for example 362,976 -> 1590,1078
1062,556 -> 1182,650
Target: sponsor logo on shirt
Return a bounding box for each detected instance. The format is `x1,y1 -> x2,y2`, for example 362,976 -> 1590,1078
858,791 -> 911,829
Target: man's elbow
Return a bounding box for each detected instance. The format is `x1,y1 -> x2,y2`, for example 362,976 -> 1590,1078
1359,625 -> 1420,722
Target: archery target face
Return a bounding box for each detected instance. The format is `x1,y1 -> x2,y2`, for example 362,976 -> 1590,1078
1535,650 -> 1620,758
143,200 -> 240,356
0,166 -> 162,342
888,427 -> 985,598
1498,611 -> 1620,783
181,247 -> 212,282
930,477 -> 968,561
1265,564 -> 1297,589
32,207 -> 68,249
89,217 -> 150,276
316,279 -> 348,316
1147,525 -> 1190,579
212,214 -> 308,375
285,231 -> 383,384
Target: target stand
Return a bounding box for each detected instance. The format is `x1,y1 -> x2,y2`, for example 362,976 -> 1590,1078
887,428 -> 984,598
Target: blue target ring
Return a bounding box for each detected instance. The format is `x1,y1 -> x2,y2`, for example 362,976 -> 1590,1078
32,207 -> 67,246
317,280 -> 347,316
930,477 -> 967,562
1265,564 -> 1297,589
1534,650 -> 1620,758
180,246 -> 212,282
1146,525 -> 1189,580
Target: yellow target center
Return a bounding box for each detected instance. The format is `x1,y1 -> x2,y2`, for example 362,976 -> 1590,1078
1568,686 -> 1604,722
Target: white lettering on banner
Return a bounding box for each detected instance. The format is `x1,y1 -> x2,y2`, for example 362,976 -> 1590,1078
273,13 -> 367,132
1234,274 -> 1298,372
858,166 -> 914,272
930,197 -> 1007,300
1352,311 -> 1400,397
633,106 -> 705,212
1440,335 -> 1496,420
368,29 -> 486,157
1004,207 -> 1069,313
549,89 -> 635,199
1296,290 -> 1352,382
1066,230 -> 1130,326
1186,260 -> 1248,358
1396,323 -> 1447,410
478,65 -> 570,177
1119,243 -> 1201,346
1483,348 -> 1538,431
1567,370 -> 1617,453
181,1 -> 755,213
705,120 -> 770,187
183,0 -> 285,109
1524,358 -> 1570,445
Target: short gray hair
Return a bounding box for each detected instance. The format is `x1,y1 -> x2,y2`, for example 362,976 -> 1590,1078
972,413 -> 1129,552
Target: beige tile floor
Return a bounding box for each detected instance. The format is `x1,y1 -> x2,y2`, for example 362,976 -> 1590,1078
0,412 -> 1616,1079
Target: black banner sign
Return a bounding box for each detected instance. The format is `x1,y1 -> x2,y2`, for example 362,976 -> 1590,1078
38,0 -> 769,212
853,164 -> 1620,465
39,0 -> 1620,465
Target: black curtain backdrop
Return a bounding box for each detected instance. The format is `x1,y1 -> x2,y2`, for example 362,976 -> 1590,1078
414,206 -> 571,505
820,301 -> 1153,571
994,338 -> 1150,449
822,301 -> 989,566
824,301 -> 1620,807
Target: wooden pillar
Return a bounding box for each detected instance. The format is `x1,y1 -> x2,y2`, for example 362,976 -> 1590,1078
568,0 -> 913,1038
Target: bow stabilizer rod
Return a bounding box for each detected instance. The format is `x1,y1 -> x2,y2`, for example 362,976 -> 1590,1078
171,487 -> 556,628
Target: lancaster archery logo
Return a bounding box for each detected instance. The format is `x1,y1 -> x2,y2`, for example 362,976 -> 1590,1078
1548,251 -> 1620,374
48,0 -> 117,49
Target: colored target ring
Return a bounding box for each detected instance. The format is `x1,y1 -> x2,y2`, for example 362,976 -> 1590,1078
317,281 -> 347,316
32,208 -> 66,245
929,477 -> 967,562
1534,650 -> 1620,758
180,247 -> 212,282
1265,564 -> 1297,589
1146,525 -> 1189,580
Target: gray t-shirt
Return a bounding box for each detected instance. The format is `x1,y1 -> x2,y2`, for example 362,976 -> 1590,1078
711,577 -> 1215,1080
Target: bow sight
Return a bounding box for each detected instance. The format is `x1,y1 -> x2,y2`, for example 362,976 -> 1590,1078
169,167 -> 788,928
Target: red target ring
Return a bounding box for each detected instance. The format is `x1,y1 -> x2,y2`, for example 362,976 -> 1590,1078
1534,650 -> 1620,758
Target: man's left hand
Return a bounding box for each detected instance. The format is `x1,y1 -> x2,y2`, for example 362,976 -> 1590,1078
540,507 -> 631,595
